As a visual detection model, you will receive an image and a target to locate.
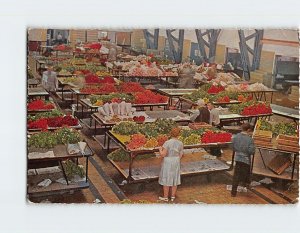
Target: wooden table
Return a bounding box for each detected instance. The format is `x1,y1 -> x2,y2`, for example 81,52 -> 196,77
106,131 -> 232,183
28,87 -> 50,100
27,142 -> 93,197
57,78 -> 78,101
28,79 -> 39,88
156,88 -> 197,105
92,110 -> 191,150
251,145 -> 299,181
270,104 -> 299,124
188,109 -> 272,126
179,97 -> 241,110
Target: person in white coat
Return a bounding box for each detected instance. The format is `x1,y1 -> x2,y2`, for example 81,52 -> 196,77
42,66 -> 58,93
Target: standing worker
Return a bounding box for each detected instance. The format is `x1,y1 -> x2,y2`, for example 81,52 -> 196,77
158,127 -> 184,202
56,32 -> 63,45
190,99 -> 210,124
207,102 -> 221,157
42,66 -> 58,94
231,123 -> 255,197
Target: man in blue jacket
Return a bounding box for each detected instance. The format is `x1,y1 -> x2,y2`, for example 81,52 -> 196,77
231,123 -> 255,197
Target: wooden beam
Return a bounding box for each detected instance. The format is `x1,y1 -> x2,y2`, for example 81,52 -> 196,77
260,38 -> 299,47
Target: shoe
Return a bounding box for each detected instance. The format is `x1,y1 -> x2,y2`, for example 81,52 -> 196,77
158,196 -> 169,202
170,196 -> 176,202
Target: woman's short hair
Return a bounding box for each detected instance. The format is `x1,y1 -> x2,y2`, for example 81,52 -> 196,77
170,127 -> 181,138
241,122 -> 251,131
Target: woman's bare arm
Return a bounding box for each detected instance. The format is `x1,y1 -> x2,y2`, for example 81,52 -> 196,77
159,147 -> 168,157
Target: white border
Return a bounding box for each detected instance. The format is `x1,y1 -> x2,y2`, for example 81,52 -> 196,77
0,0 -> 299,233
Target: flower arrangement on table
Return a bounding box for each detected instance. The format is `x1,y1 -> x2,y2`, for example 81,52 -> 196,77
79,83 -> 118,94
27,99 -> 55,111
225,83 -> 269,92
111,119 -> 232,151
229,101 -> 272,116
27,110 -> 79,130
84,73 -> 115,84
28,127 -> 81,149
133,90 -> 168,104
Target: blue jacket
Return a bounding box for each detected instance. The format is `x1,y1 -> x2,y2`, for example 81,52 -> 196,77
232,132 -> 255,165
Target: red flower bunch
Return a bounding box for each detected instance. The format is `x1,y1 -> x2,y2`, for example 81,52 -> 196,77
119,82 -> 145,93
85,74 -> 100,83
134,90 -> 168,104
28,116 -> 78,129
201,131 -> 232,144
53,44 -> 71,51
217,96 -> 230,103
28,100 -> 55,111
84,43 -> 101,50
28,118 -> 48,130
207,85 -> 225,94
80,70 -> 91,75
237,94 -> 253,102
241,103 -> 272,116
99,76 -> 115,84
127,134 -> 147,150
133,116 -> 146,123
80,84 -> 117,94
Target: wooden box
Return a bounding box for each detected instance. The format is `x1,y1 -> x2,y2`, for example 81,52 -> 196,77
267,154 -> 291,175
188,122 -> 212,130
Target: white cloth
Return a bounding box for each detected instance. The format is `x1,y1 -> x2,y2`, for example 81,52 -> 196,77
158,139 -> 183,186
209,108 -> 220,125
42,71 -> 58,92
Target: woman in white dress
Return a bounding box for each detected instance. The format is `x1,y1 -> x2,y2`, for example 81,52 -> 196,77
158,127 -> 184,202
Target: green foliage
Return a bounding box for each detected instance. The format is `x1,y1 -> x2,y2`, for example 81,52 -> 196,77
108,148 -> 155,162
64,160 -> 85,179
183,89 -> 211,102
90,93 -> 133,104
28,127 -> 81,148
112,122 -> 139,135
272,122 -> 298,136
28,110 -> 63,121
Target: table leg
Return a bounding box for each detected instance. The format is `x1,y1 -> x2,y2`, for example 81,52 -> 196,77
76,95 -> 79,109
258,148 -> 267,168
291,154 -> 297,180
127,153 -> 134,182
107,133 -> 110,154
270,92 -> 274,103
263,92 -> 267,102
93,118 -> 97,136
81,103 -> 84,119
251,152 -> 255,174
86,156 -> 89,183
61,85 -> 64,101
59,161 -> 69,185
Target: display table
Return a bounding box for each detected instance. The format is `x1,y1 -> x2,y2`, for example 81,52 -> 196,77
57,78 -> 78,101
156,88 -> 197,105
106,131 -> 232,183
27,142 -> 93,197
92,110 -> 191,150
179,97 -> 242,110
28,79 -> 39,88
251,145 -> 299,181
188,108 -> 272,127
270,104 -> 299,123
28,87 -> 50,100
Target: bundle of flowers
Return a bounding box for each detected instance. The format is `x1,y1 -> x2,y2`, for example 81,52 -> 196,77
119,82 -> 145,93
201,131 -> 232,143
133,90 -> 168,104
27,100 -> 55,111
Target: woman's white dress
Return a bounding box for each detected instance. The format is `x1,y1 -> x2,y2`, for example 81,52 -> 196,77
158,138 -> 183,186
